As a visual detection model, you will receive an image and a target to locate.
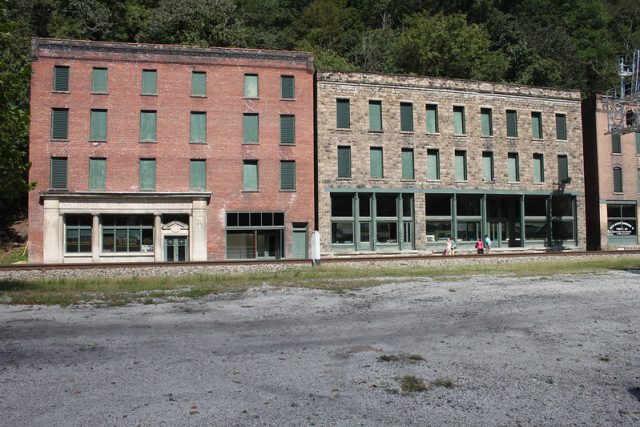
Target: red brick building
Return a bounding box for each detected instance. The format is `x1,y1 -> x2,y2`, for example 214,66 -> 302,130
29,38 -> 315,263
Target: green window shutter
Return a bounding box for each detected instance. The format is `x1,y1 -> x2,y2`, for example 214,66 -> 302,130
53,66 -> 69,92
427,149 -> 440,180
281,76 -> 294,99
369,101 -> 382,131
506,110 -> 518,137
140,111 -> 157,142
558,155 -> 569,182
613,167 -> 623,192
141,70 -> 157,95
337,146 -> 351,178
453,106 -> 465,135
243,161 -> 259,191
636,132 -> 640,154
90,109 -> 107,141
139,159 -> 156,190
192,72 -> 206,96
400,103 -> 413,132
51,108 -> 69,140
91,68 -> 107,93
555,114 -> 567,140
426,104 -> 439,133
190,160 -> 206,191
508,153 -> 519,182
280,115 -> 295,144
244,74 -> 258,98
481,108 -> 492,136
612,133 -> 621,153
370,147 -> 383,178
533,154 -> 544,182
336,99 -> 350,129
190,112 -> 206,143
280,160 -> 296,190
50,157 -> 67,189
482,151 -> 493,181
531,112 -> 542,139
455,151 -> 467,181
243,113 -> 259,143
401,148 -> 414,179
89,158 -> 106,190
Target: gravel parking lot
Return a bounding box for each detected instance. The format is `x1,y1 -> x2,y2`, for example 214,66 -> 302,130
1,269 -> 639,426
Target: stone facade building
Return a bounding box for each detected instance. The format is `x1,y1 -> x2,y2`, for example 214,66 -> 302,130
29,38 -> 315,263
582,95 -> 639,249
316,71 -> 586,255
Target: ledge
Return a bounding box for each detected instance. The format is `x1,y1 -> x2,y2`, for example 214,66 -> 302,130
40,191 -> 212,202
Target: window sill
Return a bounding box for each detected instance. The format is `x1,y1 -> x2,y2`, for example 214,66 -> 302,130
190,95 -> 207,98
481,135 -> 494,138
533,182 -> 545,185
454,180 -> 468,183
64,252 -> 92,256
370,177 -> 385,181
507,181 -> 520,184
141,94 -> 158,97
90,92 -> 108,95
507,136 -> 519,140
531,138 -> 543,142
401,178 -> 416,182
89,140 -> 107,143
52,90 -> 70,94
337,177 -> 352,180
189,141 -> 207,145
243,97 -> 260,100
279,189 -> 296,192
482,179 -> 497,183
51,139 -> 70,142
242,142 -> 259,145
557,139 -> 568,142
100,252 -> 154,257
427,179 -> 441,182
279,143 -> 296,146
242,190 -> 260,193
612,192 -> 625,195
453,134 -> 467,137
280,98 -> 296,101
425,132 -> 440,136
368,130 -> 384,133
611,152 -> 622,155
335,128 -> 351,131
400,131 -> 414,134
139,141 -> 157,144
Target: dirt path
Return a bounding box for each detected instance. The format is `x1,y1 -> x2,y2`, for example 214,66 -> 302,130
1,271 -> 639,426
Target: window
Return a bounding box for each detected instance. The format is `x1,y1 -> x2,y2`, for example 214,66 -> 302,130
506,110 -> 518,137
53,65 -> 69,92
140,111 -> 157,142
139,158 -> 156,190
141,70 -> 157,95
191,71 -> 206,97
337,146 -> 351,178
280,160 -> 296,191
482,151 -> 494,181
243,160 -> 259,191
558,155 -> 569,183
91,68 -> 107,93
369,100 -> 382,131
555,113 -> 567,140
508,153 -> 519,182
400,102 -> 413,132
65,215 -> 92,253
280,115 -> 295,144
453,106 -> 466,135
336,98 -> 350,129
613,167 -> 623,192
401,148 -> 414,179
455,150 -> 467,181
50,157 -> 67,189
51,108 -> 69,140
244,74 -> 258,98
190,112 -> 206,143
531,112 -> 543,139
612,133 -> 621,153
190,159 -> 206,191
90,109 -> 107,141
89,158 -> 106,190
426,104 -> 439,133
102,214 -> 154,253
427,149 -> 440,180
243,113 -> 259,144
370,147 -> 383,178
480,108 -> 493,136
533,153 -> 544,183
636,132 -> 640,154
281,76 -> 294,99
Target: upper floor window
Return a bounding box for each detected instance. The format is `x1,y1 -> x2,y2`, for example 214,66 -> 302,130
337,146 -> 351,178
482,151 -> 494,181
400,102 -> 413,132
336,98 -> 350,129
244,74 -> 259,98
89,158 -> 106,190
531,111 -> 543,139
141,70 -> 157,95
243,113 -> 259,144
91,68 -> 107,93
453,106 -> 466,135
369,100 -> 382,131
190,112 -> 206,144
50,157 -> 68,189
191,71 -> 206,97
90,109 -> 107,142
139,158 -> 156,191
455,150 -> 467,181
370,147 -> 383,179
51,108 -> 69,140
426,104 -> 439,133
280,115 -> 295,145
401,148 -> 415,179
558,155 -> 569,183
140,111 -> 157,142
427,149 -> 440,180
480,108 -> 493,137
190,159 -> 206,191
508,152 -> 519,182
281,76 -> 295,99
533,153 -> 544,183
280,160 -> 296,191
506,110 -> 518,137
612,133 -> 621,153
555,113 -> 567,140
53,66 -> 69,92
613,167 -> 623,193
243,160 -> 259,191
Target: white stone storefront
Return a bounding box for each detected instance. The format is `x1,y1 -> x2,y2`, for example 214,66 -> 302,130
41,192 -> 210,263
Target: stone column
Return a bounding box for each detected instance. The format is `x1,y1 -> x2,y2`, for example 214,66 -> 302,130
92,214 -> 100,263
43,199 -> 61,264
191,200 -> 208,261
154,214 -> 162,262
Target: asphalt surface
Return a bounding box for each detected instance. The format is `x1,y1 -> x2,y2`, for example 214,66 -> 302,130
1,270 -> 639,426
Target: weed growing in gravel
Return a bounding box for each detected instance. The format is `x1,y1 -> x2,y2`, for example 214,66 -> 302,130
406,354 -> 425,363
430,378 -> 454,388
599,355 -> 610,362
400,375 -> 428,393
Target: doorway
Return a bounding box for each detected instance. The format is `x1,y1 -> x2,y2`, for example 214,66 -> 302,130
165,236 -> 188,262
486,196 -> 521,248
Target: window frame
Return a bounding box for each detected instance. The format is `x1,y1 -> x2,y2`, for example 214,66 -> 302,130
455,150 -> 468,181
91,67 -> 108,94
90,109 -> 108,142
243,113 -> 259,144
281,75 -> 295,100
280,114 -> 295,145
141,69 -> 157,96
401,148 -> 415,180
426,104 -> 439,134
555,113 -> 567,141
280,160 -> 296,191
191,71 -> 207,97
244,74 -> 259,98
533,153 -> 545,183
190,111 -> 207,144
400,102 -> 414,132
506,109 -> 518,138
336,98 -> 351,129
531,111 -> 543,140
369,100 -> 383,132
508,152 -> 520,182
337,146 -> 352,178
53,65 -> 69,92
370,147 -> 384,179
189,159 -> 206,191
50,157 -> 68,190
482,151 -> 494,181
427,149 -> 440,180
51,108 -> 69,140
139,158 -> 156,191
139,110 -> 157,143
480,108 -> 493,137
89,157 -> 106,190
613,166 -> 623,193
243,160 -> 259,191
453,106 -> 466,135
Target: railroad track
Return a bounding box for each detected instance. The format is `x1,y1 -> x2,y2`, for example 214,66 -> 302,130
1,250 -> 639,272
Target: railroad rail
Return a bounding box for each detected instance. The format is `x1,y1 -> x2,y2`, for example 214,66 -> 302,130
1,250 -> 639,272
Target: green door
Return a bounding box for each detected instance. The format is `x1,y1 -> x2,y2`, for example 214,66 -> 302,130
292,226 -> 307,259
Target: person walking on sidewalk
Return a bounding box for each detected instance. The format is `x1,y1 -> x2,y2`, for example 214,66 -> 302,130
475,237 -> 484,254
484,235 -> 492,254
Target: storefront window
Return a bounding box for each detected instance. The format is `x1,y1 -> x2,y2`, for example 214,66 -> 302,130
376,222 -> 397,243
102,215 -> 153,253
332,222 -> 354,244
65,215 -> 92,253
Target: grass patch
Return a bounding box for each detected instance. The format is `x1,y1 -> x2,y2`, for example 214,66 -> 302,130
1,255 -> 639,306
406,354 -> 425,363
0,247 -> 28,265
400,375 -> 428,393
430,378 -> 454,388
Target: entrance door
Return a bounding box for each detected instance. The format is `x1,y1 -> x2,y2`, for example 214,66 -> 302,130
486,197 -> 521,248
292,225 -> 308,259
165,236 -> 188,262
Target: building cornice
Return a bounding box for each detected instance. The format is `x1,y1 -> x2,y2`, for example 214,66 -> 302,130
40,191 -> 212,202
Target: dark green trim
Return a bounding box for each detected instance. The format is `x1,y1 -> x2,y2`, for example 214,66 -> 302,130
326,187 -> 580,196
